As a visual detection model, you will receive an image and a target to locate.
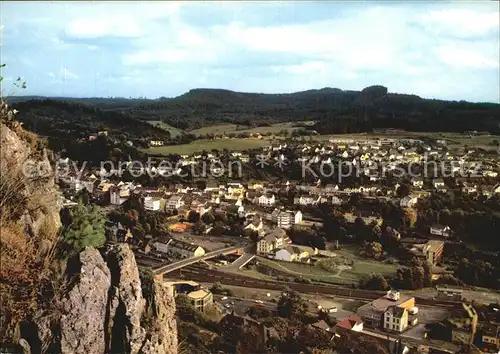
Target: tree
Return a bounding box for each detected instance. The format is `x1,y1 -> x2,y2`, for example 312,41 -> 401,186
187,210 -> 200,223
246,305 -> 271,319
360,241 -> 383,260
131,224 -> 146,242
201,212 -> 215,224
77,187 -> 91,205
277,291 -> 308,320
335,331 -> 389,354
360,274 -> 389,291
396,183 -> 411,198
61,203 -> 106,254
403,207 -> 417,228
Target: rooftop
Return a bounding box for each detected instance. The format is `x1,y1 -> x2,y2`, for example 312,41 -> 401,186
358,294 -> 414,314
187,289 -> 212,300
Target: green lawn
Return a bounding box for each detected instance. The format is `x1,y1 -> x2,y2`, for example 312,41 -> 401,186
256,244 -> 399,285
141,138 -> 271,155
147,120 -> 184,137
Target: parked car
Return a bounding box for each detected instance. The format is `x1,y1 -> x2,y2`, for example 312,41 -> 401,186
221,296 -> 228,301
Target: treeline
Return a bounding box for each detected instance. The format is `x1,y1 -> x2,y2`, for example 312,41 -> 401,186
9,85 -> 500,133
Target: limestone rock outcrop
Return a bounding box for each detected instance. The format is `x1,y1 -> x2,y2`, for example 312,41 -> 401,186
0,123 -> 62,238
25,245 -> 178,354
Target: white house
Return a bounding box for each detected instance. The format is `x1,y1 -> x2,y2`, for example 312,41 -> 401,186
294,195 -> 320,206
384,306 -> 408,333
144,196 -> 161,211
254,194 -> 276,206
150,140 -> 164,146
461,182 -> 477,194
109,186 -> 130,205
274,244 -> 317,262
411,177 -> 424,188
331,196 -> 343,205
400,196 -> 418,208
166,195 -> 185,210
430,224 -> 452,237
433,179 -> 445,189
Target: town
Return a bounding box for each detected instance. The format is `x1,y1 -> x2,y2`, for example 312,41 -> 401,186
57,134 -> 500,354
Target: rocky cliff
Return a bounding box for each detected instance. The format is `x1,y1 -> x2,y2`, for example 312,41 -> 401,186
1,102 -> 177,354
0,121 -> 61,238
28,244 -> 178,354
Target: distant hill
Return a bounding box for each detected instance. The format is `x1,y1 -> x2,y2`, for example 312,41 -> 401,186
7,85 -> 500,133
10,99 -> 170,140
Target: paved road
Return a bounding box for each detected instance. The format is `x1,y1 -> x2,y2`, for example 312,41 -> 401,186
214,294 -> 277,316
153,245 -> 245,275
227,253 -> 255,270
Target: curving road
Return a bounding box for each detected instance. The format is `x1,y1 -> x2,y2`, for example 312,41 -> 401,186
153,244 -> 254,275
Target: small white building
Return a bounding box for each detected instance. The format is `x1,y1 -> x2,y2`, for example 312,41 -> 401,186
432,179 -> 445,189
166,195 -> 185,210
400,196 -> 418,208
294,195 -> 320,206
384,306 -> 408,333
430,224 -> 452,237
411,177 -> 424,188
254,194 -> 276,206
109,186 -> 130,205
144,196 -> 161,211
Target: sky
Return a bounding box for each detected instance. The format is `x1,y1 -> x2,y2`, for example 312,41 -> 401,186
1,1 -> 499,102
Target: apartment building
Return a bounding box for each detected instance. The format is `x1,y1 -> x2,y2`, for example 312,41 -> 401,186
274,210 -> 303,229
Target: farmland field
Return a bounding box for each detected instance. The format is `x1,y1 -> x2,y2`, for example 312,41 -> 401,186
190,122 -> 307,136
141,138 -> 271,155
147,120 -> 184,137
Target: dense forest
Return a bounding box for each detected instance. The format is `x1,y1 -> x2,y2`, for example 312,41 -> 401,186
8,85 -> 500,134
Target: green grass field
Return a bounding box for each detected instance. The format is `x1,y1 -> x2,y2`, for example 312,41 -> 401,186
189,122 -> 305,137
255,244 -> 398,285
141,138 -> 271,155
147,120 -> 184,137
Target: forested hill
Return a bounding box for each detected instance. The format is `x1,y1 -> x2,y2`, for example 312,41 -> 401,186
9,99 -> 170,140
8,85 -> 500,133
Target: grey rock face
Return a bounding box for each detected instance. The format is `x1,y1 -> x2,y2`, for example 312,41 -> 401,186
60,248 -> 111,354
55,244 -> 178,354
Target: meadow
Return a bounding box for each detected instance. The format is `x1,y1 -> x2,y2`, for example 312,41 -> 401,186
147,120 -> 184,137
141,137 -> 271,155
189,122 -> 306,136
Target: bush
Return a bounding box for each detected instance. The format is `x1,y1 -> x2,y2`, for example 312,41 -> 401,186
61,204 -> 106,255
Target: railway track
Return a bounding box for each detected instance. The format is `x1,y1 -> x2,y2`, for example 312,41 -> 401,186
169,265 -> 461,308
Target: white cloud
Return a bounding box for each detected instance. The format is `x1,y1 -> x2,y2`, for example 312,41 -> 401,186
65,16 -> 141,38
272,61 -> 328,75
2,2 -> 499,101
419,9 -> 500,38
48,68 -> 79,80
435,45 -> 499,69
